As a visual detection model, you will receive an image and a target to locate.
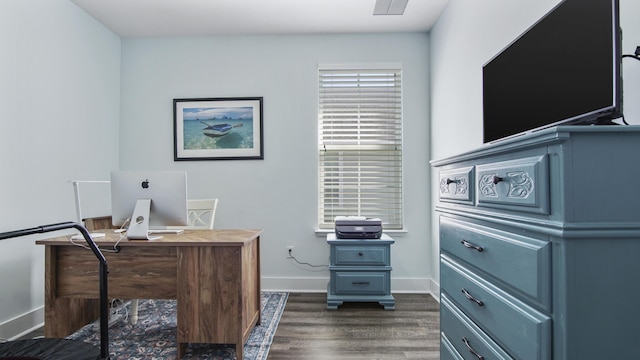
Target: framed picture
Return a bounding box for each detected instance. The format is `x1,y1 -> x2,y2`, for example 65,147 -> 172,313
174,97 -> 264,160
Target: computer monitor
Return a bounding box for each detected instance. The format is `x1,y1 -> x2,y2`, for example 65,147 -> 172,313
110,171 -> 188,240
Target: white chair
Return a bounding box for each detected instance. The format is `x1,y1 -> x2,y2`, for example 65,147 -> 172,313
167,198 -> 218,230
129,198 -> 218,324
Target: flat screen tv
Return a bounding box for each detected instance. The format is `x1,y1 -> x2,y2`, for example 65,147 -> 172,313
482,0 -> 622,143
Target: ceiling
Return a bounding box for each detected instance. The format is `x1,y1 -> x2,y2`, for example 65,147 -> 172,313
70,0 -> 449,38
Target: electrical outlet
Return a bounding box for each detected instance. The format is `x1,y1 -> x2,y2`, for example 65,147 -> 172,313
287,246 -> 294,256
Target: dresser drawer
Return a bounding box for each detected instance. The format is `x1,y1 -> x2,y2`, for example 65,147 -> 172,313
332,245 -> 389,266
441,256 -> 551,360
441,294 -> 513,360
440,333 -> 464,360
476,155 -> 549,215
440,216 -> 551,309
330,271 -> 390,295
439,166 -> 474,204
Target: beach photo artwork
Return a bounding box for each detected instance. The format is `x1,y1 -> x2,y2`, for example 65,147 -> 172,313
174,97 -> 263,160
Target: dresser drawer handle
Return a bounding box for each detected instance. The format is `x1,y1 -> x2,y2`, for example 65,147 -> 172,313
461,288 -> 484,306
446,178 -> 457,185
461,239 -> 484,252
352,281 -> 370,286
492,175 -> 505,184
462,337 -> 485,360
358,252 -> 363,256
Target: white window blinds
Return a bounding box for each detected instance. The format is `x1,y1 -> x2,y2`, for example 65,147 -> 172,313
318,67 -> 403,230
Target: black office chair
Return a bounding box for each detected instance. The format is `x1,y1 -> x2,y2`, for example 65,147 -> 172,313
0,222 -> 110,360
0,338 -> 98,360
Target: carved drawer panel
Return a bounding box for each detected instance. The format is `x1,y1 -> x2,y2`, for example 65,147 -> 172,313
476,155 -> 549,215
439,166 -> 474,204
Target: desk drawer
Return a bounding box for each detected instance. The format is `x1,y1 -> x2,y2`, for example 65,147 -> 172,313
441,294 -> 513,360
476,155 -> 549,215
440,216 -> 551,309
441,256 -> 551,360
332,245 -> 389,266
331,271 -> 390,295
439,166 -> 474,204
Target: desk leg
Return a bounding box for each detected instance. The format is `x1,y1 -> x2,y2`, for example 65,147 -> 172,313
236,343 -> 243,360
44,246 -> 100,337
177,244 -> 258,359
44,297 -> 100,338
178,342 -> 187,359
176,239 -> 260,360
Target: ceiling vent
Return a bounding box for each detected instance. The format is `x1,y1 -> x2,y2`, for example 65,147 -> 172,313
373,0 -> 409,15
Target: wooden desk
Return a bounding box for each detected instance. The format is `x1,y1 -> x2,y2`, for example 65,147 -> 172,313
36,229 -> 262,359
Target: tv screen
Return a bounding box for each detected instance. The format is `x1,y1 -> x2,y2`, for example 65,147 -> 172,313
482,0 -> 622,143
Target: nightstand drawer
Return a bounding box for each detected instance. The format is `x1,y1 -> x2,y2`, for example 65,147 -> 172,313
440,216 -> 551,309
332,245 -> 389,266
476,155 -> 549,215
441,294 -> 513,360
441,256 -> 551,360
439,166 -> 474,204
331,271 -> 390,295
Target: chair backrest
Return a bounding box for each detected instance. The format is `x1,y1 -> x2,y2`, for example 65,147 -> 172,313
168,198 -> 218,230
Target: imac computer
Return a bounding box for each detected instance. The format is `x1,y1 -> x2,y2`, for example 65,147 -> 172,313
110,171 -> 188,240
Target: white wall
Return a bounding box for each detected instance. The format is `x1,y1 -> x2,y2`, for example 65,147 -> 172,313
119,33 -> 433,292
429,0 -> 640,284
0,0 -> 120,339
620,1 -> 640,124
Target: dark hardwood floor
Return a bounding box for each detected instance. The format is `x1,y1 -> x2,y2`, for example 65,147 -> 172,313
269,293 -> 440,360
16,293 -> 440,359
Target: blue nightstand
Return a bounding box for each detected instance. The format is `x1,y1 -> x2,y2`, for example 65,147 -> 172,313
326,233 -> 395,310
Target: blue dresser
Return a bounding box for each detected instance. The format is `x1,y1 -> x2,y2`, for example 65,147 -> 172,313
432,126 -> 640,359
326,233 -> 395,310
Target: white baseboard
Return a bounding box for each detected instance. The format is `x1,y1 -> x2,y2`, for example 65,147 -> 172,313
262,276 -> 439,298
429,278 -> 440,303
0,306 -> 44,341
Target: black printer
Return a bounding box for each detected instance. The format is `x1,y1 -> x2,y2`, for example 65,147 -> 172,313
334,216 -> 382,239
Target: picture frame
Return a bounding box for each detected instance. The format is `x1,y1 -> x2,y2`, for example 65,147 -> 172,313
174,97 -> 264,161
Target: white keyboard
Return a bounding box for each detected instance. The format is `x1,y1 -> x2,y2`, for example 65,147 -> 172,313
147,229 -> 184,234
71,232 -> 106,240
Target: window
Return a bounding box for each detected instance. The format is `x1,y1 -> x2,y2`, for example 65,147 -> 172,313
318,66 -> 403,230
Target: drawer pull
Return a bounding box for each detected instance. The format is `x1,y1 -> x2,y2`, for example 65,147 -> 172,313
492,175 -> 505,184
461,239 -> 484,252
462,337 -> 485,360
461,288 -> 484,306
352,281 -> 370,286
446,178 -> 457,185
358,252 -> 363,256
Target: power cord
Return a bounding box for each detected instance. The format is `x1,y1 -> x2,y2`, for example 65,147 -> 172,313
92,298 -> 129,331
287,248 -> 328,269
68,218 -> 129,253
618,46 -> 640,126
622,46 -> 640,61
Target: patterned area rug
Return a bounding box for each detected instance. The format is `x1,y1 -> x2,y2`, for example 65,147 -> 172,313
67,292 -> 288,360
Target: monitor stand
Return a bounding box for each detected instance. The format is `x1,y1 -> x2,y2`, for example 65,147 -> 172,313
127,199 -> 162,240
